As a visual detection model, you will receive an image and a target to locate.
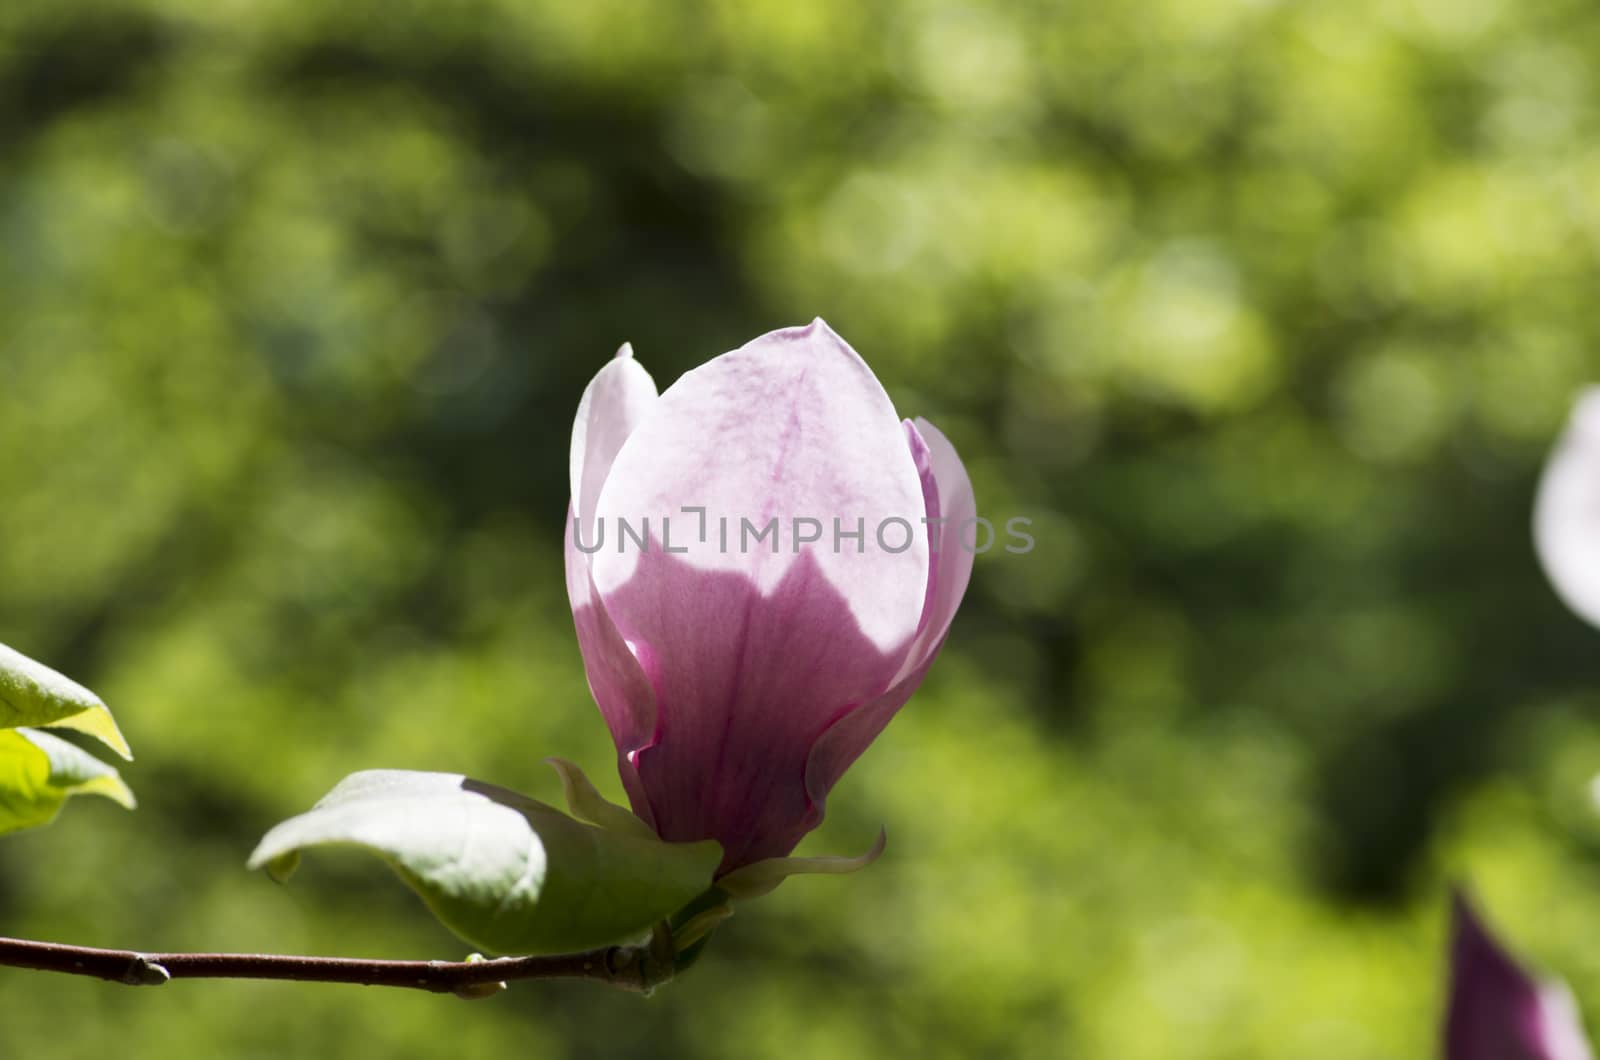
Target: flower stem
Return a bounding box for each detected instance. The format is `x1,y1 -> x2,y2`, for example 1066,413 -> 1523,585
0,933 -> 674,995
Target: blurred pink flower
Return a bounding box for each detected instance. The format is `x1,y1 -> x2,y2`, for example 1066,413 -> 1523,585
564,320 -> 974,872
1445,893 -> 1592,1060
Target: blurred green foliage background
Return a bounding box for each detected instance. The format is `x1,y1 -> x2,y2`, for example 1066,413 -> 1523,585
3,0 -> 1600,1056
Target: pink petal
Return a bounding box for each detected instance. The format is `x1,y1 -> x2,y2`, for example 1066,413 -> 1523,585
1445,893 -> 1594,1060
591,319 -> 930,656
565,346 -> 660,823
599,547 -> 908,869
804,417 -> 976,810
901,416 -> 978,679
570,344 -> 658,543
564,514 -> 658,826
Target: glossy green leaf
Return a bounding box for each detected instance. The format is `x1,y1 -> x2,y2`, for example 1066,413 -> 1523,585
0,641 -> 131,760
0,727 -> 137,836
248,770 -> 722,955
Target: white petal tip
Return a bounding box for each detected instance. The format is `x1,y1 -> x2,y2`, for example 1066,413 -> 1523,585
615,342 -> 635,360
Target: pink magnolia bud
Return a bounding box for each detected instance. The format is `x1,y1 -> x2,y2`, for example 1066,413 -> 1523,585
564,321 -> 975,872
1445,893 -> 1593,1060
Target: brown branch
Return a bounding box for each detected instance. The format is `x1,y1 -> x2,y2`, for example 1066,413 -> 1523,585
0,932 -> 676,996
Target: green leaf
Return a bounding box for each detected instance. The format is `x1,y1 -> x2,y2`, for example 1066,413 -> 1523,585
0,641 -> 131,760
248,770 -> 722,956
0,727 -> 137,836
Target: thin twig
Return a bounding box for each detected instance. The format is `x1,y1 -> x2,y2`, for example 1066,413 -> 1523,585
0,934 -> 673,995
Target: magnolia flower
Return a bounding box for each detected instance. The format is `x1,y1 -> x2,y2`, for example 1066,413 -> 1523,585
564,320 -> 974,873
1535,388 -> 1600,628
1445,893 -> 1593,1060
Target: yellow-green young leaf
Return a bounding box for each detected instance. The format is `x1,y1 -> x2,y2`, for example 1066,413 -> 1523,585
543,757 -> 656,839
0,728 -> 137,836
715,828 -> 888,901
0,642 -> 131,760
248,770 -> 722,956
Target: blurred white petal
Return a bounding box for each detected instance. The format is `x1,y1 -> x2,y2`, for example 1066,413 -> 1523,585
1534,388 -> 1600,628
